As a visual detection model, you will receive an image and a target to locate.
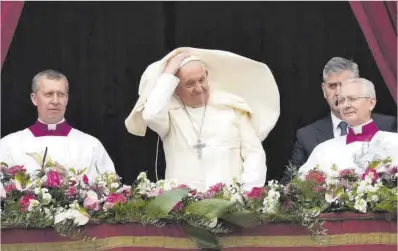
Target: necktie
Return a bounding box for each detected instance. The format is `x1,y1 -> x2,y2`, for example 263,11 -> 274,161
338,121 -> 348,136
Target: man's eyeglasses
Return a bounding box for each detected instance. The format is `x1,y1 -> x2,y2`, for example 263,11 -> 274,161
337,96 -> 370,105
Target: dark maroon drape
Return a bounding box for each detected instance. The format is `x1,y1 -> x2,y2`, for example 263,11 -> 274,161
350,1 -> 397,103
1,1 -> 24,68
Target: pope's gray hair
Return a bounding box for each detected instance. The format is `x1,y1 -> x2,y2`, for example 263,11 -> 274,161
32,69 -> 69,93
322,57 -> 359,81
342,78 -> 376,99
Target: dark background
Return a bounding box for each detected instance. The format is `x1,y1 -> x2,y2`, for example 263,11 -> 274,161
1,2 -> 396,184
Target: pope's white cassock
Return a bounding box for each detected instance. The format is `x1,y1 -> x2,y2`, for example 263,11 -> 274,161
0,120 -> 115,179
125,47 -> 280,191
298,120 -> 398,177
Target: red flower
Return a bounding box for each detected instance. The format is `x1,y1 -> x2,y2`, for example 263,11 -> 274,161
5,184 -> 16,193
361,168 -> 379,183
305,170 -> 326,184
283,200 -> 294,210
46,170 -> 63,188
122,188 -> 131,197
69,179 -> 77,187
172,201 -> 183,212
189,189 -> 198,196
245,187 -> 266,199
176,184 -> 189,189
105,193 -> 127,204
66,186 -> 78,198
390,166 -> 398,176
82,175 -> 89,185
208,183 -> 224,193
339,169 -> 356,178
19,195 -> 37,212
9,165 -> 26,176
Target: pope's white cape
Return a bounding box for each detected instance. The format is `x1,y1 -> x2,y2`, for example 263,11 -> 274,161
125,47 -> 280,142
140,74 -> 267,191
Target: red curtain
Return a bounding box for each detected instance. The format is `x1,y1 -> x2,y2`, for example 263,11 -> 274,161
350,1 -> 397,103
1,1 -> 24,68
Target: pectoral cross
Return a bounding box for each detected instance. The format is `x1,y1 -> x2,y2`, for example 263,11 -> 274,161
193,139 -> 206,159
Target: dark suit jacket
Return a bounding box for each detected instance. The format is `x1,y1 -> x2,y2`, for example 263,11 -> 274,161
281,113 -> 397,183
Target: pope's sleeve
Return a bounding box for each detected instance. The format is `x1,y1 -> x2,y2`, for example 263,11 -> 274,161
142,73 -> 179,139
238,110 -> 267,191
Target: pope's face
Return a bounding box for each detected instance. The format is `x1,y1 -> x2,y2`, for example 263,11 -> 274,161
30,76 -> 69,124
175,61 -> 209,108
338,82 -> 375,126
322,70 -> 356,116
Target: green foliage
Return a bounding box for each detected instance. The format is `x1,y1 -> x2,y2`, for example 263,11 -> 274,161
145,188 -> 189,218
184,199 -> 235,221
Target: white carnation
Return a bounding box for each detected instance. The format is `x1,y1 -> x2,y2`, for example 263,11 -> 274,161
368,194 -> 379,202
28,199 -> 40,211
137,172 -> 147,181
354,197 -> 367,213
111,183 -> 119,189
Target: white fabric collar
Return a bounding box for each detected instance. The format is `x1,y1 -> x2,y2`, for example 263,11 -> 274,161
38,118 -> 65,131
349,119 -> 373,134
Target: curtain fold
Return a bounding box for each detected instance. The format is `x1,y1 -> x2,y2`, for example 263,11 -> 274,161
1,1 -> 24,68
350,1 -> 397,103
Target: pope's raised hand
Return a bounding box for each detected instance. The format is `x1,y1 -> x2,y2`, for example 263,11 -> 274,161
163,53 -> 191,75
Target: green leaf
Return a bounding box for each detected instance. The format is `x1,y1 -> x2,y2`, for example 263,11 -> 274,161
221,210 -> 259,228
320,201 -> 330,212
26,152 -> 43,166
184,225 -> 222,250
184,198 -> 235,220
145,188 -> 189,218
69,168 -> 76,175
15,173 -> 32,191
80,168 -> 88,175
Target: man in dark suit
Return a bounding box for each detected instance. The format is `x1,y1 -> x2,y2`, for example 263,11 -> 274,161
282,57 -> 397,182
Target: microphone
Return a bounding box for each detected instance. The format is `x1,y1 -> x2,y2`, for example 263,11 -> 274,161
42,147 -> 48,169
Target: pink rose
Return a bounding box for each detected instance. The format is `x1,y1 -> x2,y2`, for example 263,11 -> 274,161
305,170 -> 326,184
106,193 -> 127,204
9,165 -> 26,176
19,195 -> 37,212
103,193 -> 127,209
83,190 -> 100,211
46,170 -> 63,188
361,168 -> 379,183
244,187 -> 266,199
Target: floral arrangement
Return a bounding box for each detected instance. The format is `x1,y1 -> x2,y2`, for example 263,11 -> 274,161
1,153 -> 397,250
